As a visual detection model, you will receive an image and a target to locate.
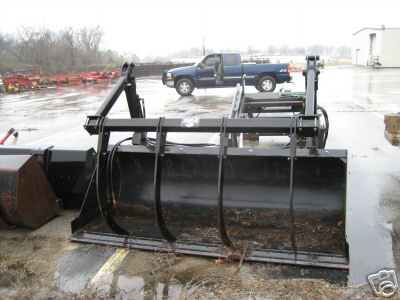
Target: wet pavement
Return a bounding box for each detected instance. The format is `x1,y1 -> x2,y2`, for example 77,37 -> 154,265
1,67 -> 400,298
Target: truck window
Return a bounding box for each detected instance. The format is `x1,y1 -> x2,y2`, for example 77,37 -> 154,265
224,54 -> 240,66
203,55 -> 220,67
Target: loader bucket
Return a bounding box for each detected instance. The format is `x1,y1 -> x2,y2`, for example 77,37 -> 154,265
0,155 -> 60,228
71,143 -> 348,269
0,147 -> 96,209
121,149 -> 346,253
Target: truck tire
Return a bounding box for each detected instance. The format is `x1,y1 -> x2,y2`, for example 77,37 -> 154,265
258,76 -> 276,92
175,78 -> 194,96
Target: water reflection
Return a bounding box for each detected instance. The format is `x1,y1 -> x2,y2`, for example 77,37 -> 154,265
114,275 -> 182,300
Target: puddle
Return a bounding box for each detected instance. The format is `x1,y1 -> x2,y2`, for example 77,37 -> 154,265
74,251 -> 348,299
53,245 -> 115,294
115,275 -> 182,300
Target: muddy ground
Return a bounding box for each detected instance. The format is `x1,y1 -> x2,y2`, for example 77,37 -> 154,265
1,67 -> 400,299
0,213 -> 372,299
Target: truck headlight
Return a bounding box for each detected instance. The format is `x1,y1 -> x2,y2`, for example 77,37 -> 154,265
166,72 -> 173,80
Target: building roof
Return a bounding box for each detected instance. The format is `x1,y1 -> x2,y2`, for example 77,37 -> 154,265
353,27 -> 400,35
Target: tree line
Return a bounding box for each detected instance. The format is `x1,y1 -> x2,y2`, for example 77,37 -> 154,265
0,26 -> 352,74
140,44 -> 351,63
0,26 -> 126,74
246,44 -> 351,57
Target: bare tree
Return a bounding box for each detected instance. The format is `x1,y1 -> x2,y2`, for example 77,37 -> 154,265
0,33 -> 10,61
267,45 -> 277,55
78,26 -> 104,65
288,47 -> 306,55
246,46 -> 257,55
334,46 -> 351,58
31,28 -> 54,72
306,44 -> 325,56
123,52 -> 141,63
57,27 -> 78,70
14,27 -> 36,63
279,45 -> 289,55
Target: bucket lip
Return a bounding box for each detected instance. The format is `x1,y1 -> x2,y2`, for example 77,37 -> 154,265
117,144 -> 347,158
70,230 -> 349,270
0,145 -> 347,159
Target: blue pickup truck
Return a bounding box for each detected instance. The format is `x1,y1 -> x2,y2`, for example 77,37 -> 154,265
162,53 -> 291,96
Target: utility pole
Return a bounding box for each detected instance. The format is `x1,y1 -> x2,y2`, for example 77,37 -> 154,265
202,36 -> 205,56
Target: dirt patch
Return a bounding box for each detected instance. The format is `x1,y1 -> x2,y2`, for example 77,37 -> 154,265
0,233 -> 375,299
19,128 -> 39,131
0,234 -> 70,298
181,275 -> 342,300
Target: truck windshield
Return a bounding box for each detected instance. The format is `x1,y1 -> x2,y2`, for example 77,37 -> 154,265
193,56 -> 206,66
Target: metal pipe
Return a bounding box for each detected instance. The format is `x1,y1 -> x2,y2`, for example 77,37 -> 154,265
0,128 -> 15,145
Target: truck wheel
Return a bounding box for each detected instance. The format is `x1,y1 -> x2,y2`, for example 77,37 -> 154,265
258,76 -> 276,92
175,78 -> 194,96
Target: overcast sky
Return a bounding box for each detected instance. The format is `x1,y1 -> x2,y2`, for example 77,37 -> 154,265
1,0 -> 399,57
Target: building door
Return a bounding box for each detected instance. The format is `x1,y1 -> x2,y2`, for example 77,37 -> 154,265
355,49 -> 360,65
369,33 -> 376,56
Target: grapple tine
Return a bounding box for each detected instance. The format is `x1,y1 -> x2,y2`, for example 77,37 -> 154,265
153,117 -> 176,242
217,117 -> 232,247
95,120 -> 127,235
289,117 -> 297,256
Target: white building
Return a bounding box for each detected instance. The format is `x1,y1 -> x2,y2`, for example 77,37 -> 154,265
352,27 -> 400,67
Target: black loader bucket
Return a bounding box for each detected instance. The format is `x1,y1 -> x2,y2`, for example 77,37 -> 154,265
0,147 -> 96,210
70,59 -> 349,269
89,146 -> 347,267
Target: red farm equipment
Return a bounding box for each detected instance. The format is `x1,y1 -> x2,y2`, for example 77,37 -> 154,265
3,72 -> 40,93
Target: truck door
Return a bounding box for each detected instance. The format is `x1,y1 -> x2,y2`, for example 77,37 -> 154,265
222,54 -> 242,86
215,54 -> 223,85
196,54 -> 218,87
